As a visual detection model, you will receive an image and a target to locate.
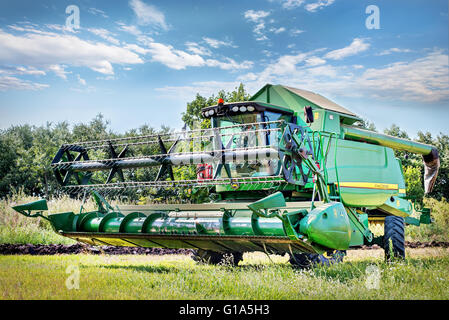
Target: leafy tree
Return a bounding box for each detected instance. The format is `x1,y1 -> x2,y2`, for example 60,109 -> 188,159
181,83 -> 251,129
404,166 -> 424,205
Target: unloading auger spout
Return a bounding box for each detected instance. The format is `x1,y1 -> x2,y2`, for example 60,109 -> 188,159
341,125 -> 440,193
12,85 -> 440,264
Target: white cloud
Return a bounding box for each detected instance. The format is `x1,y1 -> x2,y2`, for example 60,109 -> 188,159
244,10 -> 272,41
77,74 -> 87,86
377,48 -> 412,56
124,43 -> 151,55
324,38 -> 370,60
116,23 -> 250,72
0,28 -> 143,75
237,48 -> 449,103
87,8 -> 109,18
117,22 -> 142,37
0,76 -> 49,91
282,0 -> 305,9
154,50 -> 449,107
358,50 -> 449,102
262,50 -> 273,57
259,52 -> 309,77
146,42 -> 252,71
146,42 -> 205,70
88,28 -> 120,45
290,28 -> 305,36
244,10 -> 270,22
48,65 -> 70,79
253,23 -> 268,41
185,42 -> 212,56
270,27 -> 286,34
0,66 -> 46,76
129,0 -> 168,30
9,24 -> 61,35
305,0 -> 335,12
306,64 -> 338,77
205,58 -> 253,71
305,56 -> 326,66
202,37 -> 237,49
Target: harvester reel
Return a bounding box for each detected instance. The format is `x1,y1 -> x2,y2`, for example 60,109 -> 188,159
282,154 -> 306,185
280,124 -> 313,185
52,145 -> 92,186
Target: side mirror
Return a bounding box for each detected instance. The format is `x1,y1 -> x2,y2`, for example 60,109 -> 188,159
304,106 -> 314,124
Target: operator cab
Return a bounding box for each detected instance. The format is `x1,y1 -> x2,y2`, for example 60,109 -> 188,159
201,101 -> 294,180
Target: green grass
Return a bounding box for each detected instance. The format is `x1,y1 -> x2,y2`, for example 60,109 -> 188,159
0,192 -> 114,245
1,249 -> 448,300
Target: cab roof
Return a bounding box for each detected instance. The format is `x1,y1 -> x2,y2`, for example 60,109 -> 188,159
250,84 -> 361,123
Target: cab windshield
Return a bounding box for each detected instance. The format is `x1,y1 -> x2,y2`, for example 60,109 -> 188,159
212,111 -> 287,178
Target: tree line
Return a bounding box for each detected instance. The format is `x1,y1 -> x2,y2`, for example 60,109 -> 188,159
0,83 -> 447,203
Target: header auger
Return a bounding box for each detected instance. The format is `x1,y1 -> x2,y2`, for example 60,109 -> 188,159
13,84 -> 440,267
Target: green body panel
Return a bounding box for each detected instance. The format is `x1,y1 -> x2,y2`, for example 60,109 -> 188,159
325,138 -> 406,208
348,217 -> 365,247
299,202 -> 351,250
378,196 -> 412,217
307,109 -> 341,135
47,212 -> 77,232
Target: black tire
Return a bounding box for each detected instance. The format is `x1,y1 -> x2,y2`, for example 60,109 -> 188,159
289,250 -> 345,269
192,249 -> 243,266
383,215 -> 405,261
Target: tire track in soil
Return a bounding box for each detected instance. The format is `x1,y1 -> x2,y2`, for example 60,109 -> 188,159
0,243 -> 194,255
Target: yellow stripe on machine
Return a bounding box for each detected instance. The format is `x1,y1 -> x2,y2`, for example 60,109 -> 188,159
336,182 -> 399,190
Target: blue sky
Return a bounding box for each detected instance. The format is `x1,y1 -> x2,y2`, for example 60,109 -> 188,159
0,0 -> 448,137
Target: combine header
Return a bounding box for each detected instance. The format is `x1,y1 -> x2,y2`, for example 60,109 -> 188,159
13,84 -> 439,267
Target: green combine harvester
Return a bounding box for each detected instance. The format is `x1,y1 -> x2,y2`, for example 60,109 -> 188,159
13,84 -> 440,267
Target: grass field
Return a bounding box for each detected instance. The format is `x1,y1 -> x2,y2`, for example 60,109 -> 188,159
1,248 -> 448,300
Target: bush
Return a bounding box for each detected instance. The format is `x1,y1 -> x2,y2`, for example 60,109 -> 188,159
405,197 -> 449,242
